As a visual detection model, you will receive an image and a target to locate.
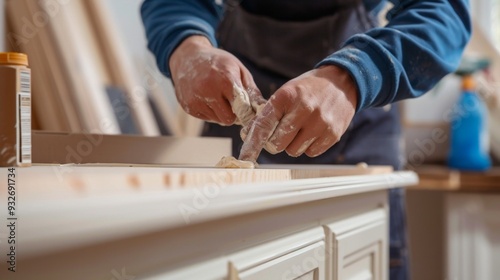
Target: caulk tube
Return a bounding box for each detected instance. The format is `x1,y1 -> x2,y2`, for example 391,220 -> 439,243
0,52 -> 32,167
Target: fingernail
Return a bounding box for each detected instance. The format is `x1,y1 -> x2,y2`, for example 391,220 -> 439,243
265,142 -> 281,155
286,150 -> 300,158
297,138 -> 316,157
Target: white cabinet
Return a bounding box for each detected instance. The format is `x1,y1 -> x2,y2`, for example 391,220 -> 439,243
324,209 -> 387,280
168,208 -> 387,280
0,166 -> 416,280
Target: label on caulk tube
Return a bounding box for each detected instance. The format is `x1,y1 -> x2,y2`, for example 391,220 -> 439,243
18,70 -> 31,164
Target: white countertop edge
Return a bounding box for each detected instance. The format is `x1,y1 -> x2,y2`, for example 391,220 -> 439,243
17,171 -> 418,259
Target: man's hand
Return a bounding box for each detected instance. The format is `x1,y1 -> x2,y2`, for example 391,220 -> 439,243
169,36 -> 265,126
240,65 -> 358,160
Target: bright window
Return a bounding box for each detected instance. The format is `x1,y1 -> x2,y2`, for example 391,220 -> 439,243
493,0 -> 500,51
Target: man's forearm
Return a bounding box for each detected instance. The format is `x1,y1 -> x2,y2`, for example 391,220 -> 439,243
141,0 -> 224,77
317,0 -> 471,111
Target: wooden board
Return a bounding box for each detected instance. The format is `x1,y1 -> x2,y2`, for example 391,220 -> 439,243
23,0 -> 82,131
38,0 -> 120,134
18,166 -> 290,198
31,130 -> 232,166
459,170 -> 500,191
65,0 -> 113,86
83,0 -> 160,136
147,66 -> 182,136
412,165 -> 500,191
6,0 -> 69,131
15,164 -> 393,200
288,165 -> 392,178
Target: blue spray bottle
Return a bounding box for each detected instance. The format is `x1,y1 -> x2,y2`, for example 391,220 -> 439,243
448,58 -> 492,171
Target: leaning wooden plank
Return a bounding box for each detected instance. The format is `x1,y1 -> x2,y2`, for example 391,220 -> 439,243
23,0 -> 71,130
134,56 -> 181,136
10,16 -> 44,134
56,0 -> 119,131
176,105 -> 205,137
37,0 -> 120,134
65,0 -> 140,133
84,0 -> 160,136
185,111 -> 205,136
63,0 -> 112,86
5,0 -> 68,131
23,0 -> 83,132
149,75 -> 182,136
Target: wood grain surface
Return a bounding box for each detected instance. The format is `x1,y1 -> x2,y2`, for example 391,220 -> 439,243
15,164 -> 393,200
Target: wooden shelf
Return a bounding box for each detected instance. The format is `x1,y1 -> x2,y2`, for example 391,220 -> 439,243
412,165 -> 500,191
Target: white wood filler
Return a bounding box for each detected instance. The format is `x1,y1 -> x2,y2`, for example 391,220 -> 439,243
216,156 -> 256,169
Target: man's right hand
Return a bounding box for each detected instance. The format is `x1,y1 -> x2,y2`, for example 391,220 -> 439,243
169,35 -> 265,126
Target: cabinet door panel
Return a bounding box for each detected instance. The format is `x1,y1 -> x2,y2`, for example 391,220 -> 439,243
238,242 -> 324,280
295,270 -> 317,280
342,243 -> 380,280
229,227 -> 325,280
324,209 -> 387,280
144,257 -> 229,280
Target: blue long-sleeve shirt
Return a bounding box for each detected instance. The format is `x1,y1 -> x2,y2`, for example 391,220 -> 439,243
141,0 -> 471,111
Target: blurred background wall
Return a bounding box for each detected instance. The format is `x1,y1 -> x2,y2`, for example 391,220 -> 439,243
1,0 -> 5,50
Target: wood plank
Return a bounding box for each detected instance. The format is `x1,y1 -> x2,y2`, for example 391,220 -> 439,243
148,70 -> 182,136
177,104 -> 204,137
32,130 -> 231,166
6,0 -> 68,131
23,0 -> 82,131
460,169 -> 500,191
10,9 -> 46,134
83,0 -> 160,136
37,0 -> 120,134
412,165 -> 500,191
16,163 -> 393,201
17,166 -> 291,199
411,166 -> 460,190
65,0 -> 113,86
290,165 -> 392,179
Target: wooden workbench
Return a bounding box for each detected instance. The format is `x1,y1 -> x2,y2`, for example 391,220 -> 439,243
0,165 -> 417,280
